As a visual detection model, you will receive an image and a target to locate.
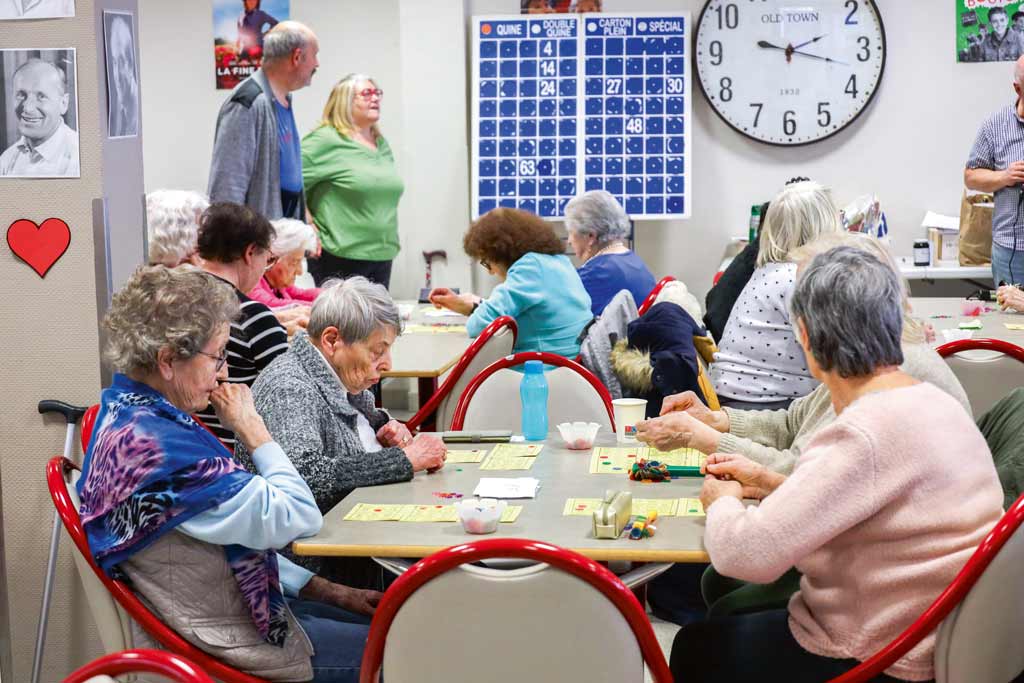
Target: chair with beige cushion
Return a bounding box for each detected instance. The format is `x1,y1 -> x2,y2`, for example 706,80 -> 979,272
937,338 -> 1024,417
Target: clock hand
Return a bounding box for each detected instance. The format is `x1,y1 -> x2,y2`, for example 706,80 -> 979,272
790,49 -> 849,66
757,40 -> 786,50
757,41 -> 848,65
792,34 -> 827,50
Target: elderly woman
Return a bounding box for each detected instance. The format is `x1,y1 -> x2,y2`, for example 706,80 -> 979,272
565,190 -> 656,316
195,202 -> 290,446
708,180 -> 842,408
236,276 -> 446,531
146,189 -> 209,267
428,207 -> 593,358
78,266 -> 386,683
249,218 -> 321,313
668,246 -> 1004,683
303,73 -> 402,288
639,232 -> 972,473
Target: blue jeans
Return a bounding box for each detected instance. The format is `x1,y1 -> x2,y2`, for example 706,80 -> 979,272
992,242 -> 1024,286
288,598 -> 372,683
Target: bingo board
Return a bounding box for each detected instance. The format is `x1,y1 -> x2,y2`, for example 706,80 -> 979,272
471,12 -> 692,220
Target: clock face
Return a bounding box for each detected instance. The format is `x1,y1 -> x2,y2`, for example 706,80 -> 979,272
694,0 -> 886,146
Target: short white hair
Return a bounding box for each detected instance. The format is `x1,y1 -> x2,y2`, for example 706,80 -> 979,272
270,218 -> 317,255
758,181 -> 842,267
564,190 -> 630,246
146,190 -> 209,267
308,276 -> 402,343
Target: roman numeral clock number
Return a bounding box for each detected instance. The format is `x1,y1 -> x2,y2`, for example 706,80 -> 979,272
694,0 -> 886,146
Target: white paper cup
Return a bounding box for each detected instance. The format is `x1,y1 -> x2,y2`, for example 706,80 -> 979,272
612,398 -> 647,443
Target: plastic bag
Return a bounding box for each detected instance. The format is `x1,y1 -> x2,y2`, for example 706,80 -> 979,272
841,194 -> 889,240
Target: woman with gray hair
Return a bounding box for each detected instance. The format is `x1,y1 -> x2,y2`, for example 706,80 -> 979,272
237,277 -> 446,576
145,189 -> 209,267
565,190 -> 656,315
77,265 -> 392,683
249,217 -> 322,310
668,246 -> 1004,683
708,180 -> 842,408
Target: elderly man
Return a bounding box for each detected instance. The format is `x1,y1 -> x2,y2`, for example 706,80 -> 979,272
209,21 -> 319,220
966,54 -> 1024,285
106,13 -> 139,137
0,58 -> 79,177
981,7 -> 1024,61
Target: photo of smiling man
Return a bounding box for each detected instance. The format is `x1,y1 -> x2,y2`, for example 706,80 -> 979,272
0,49 -> 80,178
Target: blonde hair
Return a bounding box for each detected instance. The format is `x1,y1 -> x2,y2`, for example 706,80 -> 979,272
758,181 -> 842,267
789,232 -> 926,344
319,73 -> 382,139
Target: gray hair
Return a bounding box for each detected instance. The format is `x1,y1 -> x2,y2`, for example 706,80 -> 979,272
758,181 -> 843,267
788,232 -> 926,344
270,218 -> 317,256
308,276 -> 402,343
262,21 -> 313,64
103,265 -> 239,374
564,190 -> 630,246
146,189 -> 209,266
790,246 -> 904,378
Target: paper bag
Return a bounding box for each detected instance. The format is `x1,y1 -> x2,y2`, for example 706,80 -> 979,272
959,191 -> 993,266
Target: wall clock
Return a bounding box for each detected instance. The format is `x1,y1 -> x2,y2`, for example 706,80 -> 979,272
694,0 -> 886,146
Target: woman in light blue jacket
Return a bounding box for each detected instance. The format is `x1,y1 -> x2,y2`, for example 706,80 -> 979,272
429,208 -> 592,359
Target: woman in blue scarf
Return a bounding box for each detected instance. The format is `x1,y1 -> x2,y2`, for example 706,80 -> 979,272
78,265 -> 377,683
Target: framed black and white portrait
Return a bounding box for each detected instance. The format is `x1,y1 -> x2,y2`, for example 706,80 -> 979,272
0,48 -> 80,178
103,10 -> 139,138
0,0 -> 74,20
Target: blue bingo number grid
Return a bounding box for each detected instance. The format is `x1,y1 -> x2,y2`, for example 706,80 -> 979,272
472,13 -> 691,221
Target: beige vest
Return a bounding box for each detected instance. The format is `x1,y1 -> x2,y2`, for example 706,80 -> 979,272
121,531 -> 314,682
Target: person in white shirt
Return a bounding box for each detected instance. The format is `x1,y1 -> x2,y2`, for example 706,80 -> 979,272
0,59 -> 80,177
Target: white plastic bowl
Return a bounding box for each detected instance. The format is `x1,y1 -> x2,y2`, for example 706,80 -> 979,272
456,498 -> 507,534
557,421 -> 601,450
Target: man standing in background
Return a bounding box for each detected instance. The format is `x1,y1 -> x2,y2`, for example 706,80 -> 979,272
209,21 -> 319,220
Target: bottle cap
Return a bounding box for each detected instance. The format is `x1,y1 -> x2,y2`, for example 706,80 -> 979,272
524,360 -> 543,374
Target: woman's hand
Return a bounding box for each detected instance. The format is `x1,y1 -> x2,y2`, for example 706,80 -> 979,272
300,576 -> 383,616
636,411 -> 722,454
428,288 -> 479,316
699,475 -> 743,510
701,452 -> 782,500
209,383 -> 272,453
402,434 -> 447,472
997,285 -> 1024,312
659,390 -> 730,432
377,419 -> 413,448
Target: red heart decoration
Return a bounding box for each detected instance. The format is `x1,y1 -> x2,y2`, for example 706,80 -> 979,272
6,218 -> 71,278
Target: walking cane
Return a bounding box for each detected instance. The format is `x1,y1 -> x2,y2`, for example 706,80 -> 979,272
32,400 -> 87,683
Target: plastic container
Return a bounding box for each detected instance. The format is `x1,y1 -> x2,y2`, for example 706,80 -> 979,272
557,421 -> 601,449
520,360 -> 549,441
748,204 -> 761,242
913,239 -> 930,266
456,498 -> 507,534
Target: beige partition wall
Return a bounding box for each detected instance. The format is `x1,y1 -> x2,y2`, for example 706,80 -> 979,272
0,0 -> 142,679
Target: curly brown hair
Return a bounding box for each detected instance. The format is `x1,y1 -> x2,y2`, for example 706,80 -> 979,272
463,208 -> 563,268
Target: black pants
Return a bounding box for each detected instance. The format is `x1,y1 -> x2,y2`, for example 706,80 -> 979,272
308,251 -> 393,289
670,609 -> 925,683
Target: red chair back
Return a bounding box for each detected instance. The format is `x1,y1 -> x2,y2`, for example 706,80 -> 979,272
64,649 -> 214,683
449,351 -> 615,431
46,456 -> 271,683
405,315 -> 518,431
936,338 -> 1024,416
80,404 -> 99,453
936,337 -> 1024,363
358,538 -> 673,683
826,491 -> 1024,683
637,276 -> 676,316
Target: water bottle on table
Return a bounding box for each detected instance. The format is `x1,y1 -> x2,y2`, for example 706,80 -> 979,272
520,360 -> 548,441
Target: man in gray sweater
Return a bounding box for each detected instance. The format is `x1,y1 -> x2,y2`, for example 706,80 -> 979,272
209,21 -> 319,220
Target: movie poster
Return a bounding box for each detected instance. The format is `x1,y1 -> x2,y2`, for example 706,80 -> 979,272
213,0 -> 289,90
520,0 -> 602,13
957,0 -> 1024,63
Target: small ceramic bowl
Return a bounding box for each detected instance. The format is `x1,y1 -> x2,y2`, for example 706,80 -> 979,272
556,421 -> 601,450
456,498 -> 507,534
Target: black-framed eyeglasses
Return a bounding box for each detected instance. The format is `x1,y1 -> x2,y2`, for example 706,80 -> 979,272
196,350 -> 228,372
479,259 -> 491,271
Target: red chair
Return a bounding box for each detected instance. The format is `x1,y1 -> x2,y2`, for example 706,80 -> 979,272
405,315 -> 517,432
936,338 -> 1024,417
64,649 -> 214,683
47,456 -> 271,683
359,538 -> 673,683
449,351 -> 615,431
636,275 -> 676,316
79,403 -> 99,453
827,491 -> 1024,683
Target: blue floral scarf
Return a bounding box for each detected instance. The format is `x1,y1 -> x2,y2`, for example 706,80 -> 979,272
77,374 -> 289,646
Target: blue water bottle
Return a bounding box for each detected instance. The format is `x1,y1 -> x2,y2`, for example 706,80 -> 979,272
520,360 -> 549,441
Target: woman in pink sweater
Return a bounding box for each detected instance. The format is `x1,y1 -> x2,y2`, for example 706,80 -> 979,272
249,218 -> 322,309
671,246 -> 1004,683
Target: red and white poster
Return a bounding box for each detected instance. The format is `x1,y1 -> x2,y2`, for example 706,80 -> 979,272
213,0 -> 289,90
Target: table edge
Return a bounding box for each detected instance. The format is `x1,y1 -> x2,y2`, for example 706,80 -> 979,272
290,541 -> 709,563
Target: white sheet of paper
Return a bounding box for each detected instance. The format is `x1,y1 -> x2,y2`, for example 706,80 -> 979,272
472,477 -> 541,499
423,308 -> 464,318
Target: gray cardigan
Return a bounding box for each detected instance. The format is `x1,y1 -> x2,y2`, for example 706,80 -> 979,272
236,333 -> 414,516
208,69 -> 304,220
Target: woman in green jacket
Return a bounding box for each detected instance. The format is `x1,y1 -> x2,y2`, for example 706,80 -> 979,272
302,73 -> 403,288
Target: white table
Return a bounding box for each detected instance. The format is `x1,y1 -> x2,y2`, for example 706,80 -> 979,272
910,297 -> 1024,347
385,302 -> 473,411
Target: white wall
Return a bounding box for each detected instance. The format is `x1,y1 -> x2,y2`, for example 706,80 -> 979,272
142,0 -> 1014,300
